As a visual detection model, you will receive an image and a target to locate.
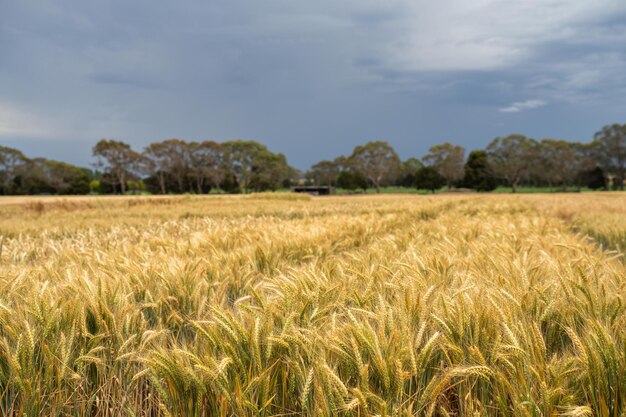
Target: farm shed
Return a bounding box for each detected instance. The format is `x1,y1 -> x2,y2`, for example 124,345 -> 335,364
290,185 -> 335,195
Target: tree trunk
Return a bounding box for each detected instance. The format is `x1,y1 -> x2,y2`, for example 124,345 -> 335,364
158,173 -> 166,194
374,176 -> 381,193
120,173 -> 126,194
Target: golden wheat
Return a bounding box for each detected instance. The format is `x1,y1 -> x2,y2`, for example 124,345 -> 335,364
0,193 -> 623,416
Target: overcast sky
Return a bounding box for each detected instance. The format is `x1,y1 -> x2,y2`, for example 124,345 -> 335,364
1,0 -> 625,169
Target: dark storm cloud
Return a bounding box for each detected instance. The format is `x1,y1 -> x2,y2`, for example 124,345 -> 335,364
1,0 -> 625,169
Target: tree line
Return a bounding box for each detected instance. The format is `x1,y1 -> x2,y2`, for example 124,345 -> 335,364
0,123 -> 624,195
91,139 -> 298,195
0,139 -> 298,195
308,124 -> 624,193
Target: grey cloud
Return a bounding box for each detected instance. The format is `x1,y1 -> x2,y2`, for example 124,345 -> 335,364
352,57 -> 382,68
0,0 -> 625,169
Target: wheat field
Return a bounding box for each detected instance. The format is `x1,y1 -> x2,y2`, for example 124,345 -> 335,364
0,194 -> 624,417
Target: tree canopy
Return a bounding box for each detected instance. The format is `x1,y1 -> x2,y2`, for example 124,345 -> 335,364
349,141 -> 400,193
462,150 -> 497,192
486,135 -> 537,193
93,139 -> 141,194
2,121 -> 625,195
422,143 -> 465,190
593,124 -> 625,190
414,166 -> 445,193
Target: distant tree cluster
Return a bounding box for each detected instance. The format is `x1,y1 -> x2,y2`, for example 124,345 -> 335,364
0,123 -> 624,195
0,139 -> 298,195
0,146 -> 91,195
93,139 -> 298,194
483,128 -> 624,192
305,124 -> 625,193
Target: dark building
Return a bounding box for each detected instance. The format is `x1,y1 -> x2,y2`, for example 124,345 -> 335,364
290,186 -> 334,195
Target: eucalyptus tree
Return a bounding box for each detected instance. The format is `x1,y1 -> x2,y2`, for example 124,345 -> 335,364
593,124 -> 625,190
250,151 -> 293,191
143,141 -> 172,194
486,134 -> 537,193
536,139 -> 579,189
398,157 -> 424,187
0,145 -> 29,194
422,142 -> 465,190
349,141 -> 400,193
189,140 -> 225,193
307,160 -> 340,186
92,139 -> 141,194
222,140 -> 268,193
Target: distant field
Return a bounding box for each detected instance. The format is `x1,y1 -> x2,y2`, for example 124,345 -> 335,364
334,186 -> 599,194
0,194 -> 624,416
